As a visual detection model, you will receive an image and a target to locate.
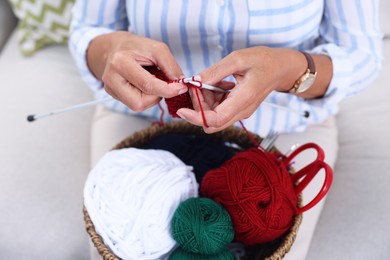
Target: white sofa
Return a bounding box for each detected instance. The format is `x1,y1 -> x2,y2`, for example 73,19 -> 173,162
0,0 -> 389,259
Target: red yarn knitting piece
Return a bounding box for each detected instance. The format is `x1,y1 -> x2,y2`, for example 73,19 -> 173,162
165,93 -> 194,118
144,66 -> 209,127
201,148 -> 298,245
144,66 -> 193,118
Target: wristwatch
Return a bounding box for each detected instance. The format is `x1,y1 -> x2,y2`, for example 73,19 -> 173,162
289,51 -> 317,94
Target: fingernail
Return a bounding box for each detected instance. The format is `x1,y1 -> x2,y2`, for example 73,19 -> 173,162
178,88 -> 188,95
176,111 -> 186,120
193,75 -> 201,81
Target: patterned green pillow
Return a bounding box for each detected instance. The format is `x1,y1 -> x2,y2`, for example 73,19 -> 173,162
8,0 -> 75,56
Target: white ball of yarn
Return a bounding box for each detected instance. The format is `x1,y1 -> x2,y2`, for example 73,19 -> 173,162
84,148 -> 198,260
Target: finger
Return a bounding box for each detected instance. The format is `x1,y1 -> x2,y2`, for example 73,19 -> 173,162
178,87 -> 261,132
217,80 -> 236,91
176,91 -> 236,131
187,86 -> 226,114
187,87 -> 211,112
151,43 -> 184,80
177,89 -> 234,129
104,72 -> 161,111
176,108 -> 236,134
197,53 -> 243,85
117,59 -> 187,98
211,88 -> 263,123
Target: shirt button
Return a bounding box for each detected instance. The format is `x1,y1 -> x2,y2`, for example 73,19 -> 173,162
217,45 -> 223,51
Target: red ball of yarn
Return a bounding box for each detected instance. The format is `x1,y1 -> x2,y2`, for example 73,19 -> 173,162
144,66 -> 193,118
201,148 -> 298,245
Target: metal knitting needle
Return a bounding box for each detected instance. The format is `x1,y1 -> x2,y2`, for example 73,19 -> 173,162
184,79 -> 310,118
182,78 -> 228,93
27,96 -> 113,122
27,84 -> 309,122
285,143 -> 300,157
264,102 -> 309,118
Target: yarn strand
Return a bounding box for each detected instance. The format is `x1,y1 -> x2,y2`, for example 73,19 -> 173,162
193,86 -> 209,128
144,66 -> 210,127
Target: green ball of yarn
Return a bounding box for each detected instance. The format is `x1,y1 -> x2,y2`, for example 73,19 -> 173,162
171,197 -> 235,255
169,247 -> 235,260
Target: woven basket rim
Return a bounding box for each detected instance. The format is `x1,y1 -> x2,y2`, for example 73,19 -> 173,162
83,121 -> 303,260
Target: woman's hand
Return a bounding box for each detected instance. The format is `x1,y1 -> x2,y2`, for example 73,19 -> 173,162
176,47 -> 331,133
87,31 -> 187,111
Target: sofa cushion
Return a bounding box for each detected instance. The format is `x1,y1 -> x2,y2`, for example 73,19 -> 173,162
8,0 -> 74,56
0,0 -> 17,51
307,40 -> 390,259
0,31 -> 92,260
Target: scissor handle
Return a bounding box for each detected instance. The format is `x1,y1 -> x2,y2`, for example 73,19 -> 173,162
294,160 -> 333,214
284,142 -> 325,165
284,143 -> 333,214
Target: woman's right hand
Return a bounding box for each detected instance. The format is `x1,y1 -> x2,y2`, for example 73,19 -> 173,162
87,31 -> 187,111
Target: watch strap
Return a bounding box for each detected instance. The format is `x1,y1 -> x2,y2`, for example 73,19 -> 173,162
301,51 -> 316,74
289,51 -> 316,93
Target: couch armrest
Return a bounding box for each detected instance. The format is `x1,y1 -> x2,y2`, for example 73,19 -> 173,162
0,0 -> 18,52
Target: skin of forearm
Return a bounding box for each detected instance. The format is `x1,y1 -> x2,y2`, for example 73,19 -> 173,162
274,48 -> 333,99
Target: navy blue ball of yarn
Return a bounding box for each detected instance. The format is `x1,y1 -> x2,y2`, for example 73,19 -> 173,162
145,133 -> 234,183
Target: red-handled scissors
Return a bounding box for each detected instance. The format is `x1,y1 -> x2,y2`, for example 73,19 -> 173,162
283,143 -> 333,214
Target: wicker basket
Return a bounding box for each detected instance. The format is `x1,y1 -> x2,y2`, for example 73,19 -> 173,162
83,121 -> 302,260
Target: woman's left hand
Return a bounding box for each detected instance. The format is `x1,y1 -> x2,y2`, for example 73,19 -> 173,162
176,46 -> 306,133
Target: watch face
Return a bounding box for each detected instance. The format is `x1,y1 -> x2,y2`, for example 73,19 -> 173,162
297,74 -> 316,93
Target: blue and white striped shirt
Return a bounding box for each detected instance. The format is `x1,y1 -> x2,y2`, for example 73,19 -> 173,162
69,0 -> 383,136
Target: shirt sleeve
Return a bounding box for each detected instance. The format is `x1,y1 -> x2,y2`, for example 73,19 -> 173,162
68,0 -> 128,93
306,0 -> 383,108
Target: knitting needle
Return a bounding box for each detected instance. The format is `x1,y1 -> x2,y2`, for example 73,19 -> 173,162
264,103 -> 309,118
285,143 -> 300,157
27,96 -> 113,122
27,89 -> 309,122
182,78 -> 228,93
183,79 -> 310,118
